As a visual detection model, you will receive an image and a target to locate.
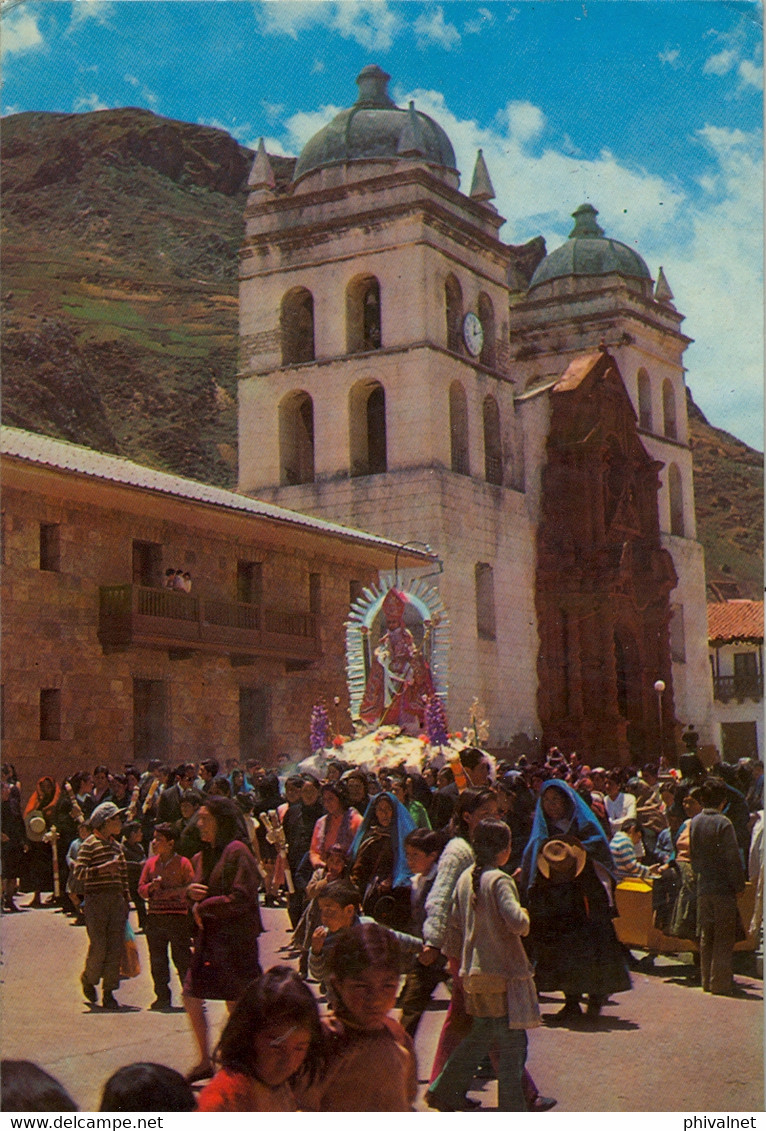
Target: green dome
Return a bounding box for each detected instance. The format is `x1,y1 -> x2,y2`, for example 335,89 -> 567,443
529,204 -> 651,289
293,65 -> 457,182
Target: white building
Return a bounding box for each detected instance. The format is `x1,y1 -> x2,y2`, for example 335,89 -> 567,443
708,600 -> 763,760
236,64 -> 713,763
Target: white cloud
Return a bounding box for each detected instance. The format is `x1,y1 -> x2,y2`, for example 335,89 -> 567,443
73,92 -> 110,112
413,6 -> 460,50
280,103 -> 343,152
333,0 -> 401,51
497,100 -> 546,145
258,0 -> 401,52
658,47 -> 680,68
667,125 -> 763,445
2,10 -> 43,55
69,0 -> 115,26
704,48 -> 737,76
738,58 -> 763,90
464,7 -> 495,35
124,73 -> 158,108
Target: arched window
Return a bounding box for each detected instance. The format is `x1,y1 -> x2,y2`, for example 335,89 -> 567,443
279,390 -> 315,485
445,274 -> 463,353
637,368 -> 652,431
662,379 -> 677,440
669,463 -> 684,536
478,292 -> 496,369
349,379 -> 387,477
347,276 -> 382,353
475,562 -> 496,641
280,288 -> 314,366
483,395 -> 502,485
449,381 -> 469,475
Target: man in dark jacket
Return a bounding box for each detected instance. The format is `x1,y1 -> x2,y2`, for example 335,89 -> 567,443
689,777 -> 746,996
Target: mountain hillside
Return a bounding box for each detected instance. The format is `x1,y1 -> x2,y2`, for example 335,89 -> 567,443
2,108 -> 762,597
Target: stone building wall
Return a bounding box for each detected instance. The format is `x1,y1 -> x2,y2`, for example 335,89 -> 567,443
1,468 -> 391,785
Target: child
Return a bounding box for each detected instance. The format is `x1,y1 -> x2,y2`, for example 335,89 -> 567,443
65,820 -> 90,924
397,828 -> 446,1037
120,820 -> 147,930
297,922 -> 417,1111
426,819 -> 540,1111
293,844 -> 348,977
137,822 -> 195,1010
100,1064 -> 195,1112
308,879 -> 420,991
197,967 -> 323,1111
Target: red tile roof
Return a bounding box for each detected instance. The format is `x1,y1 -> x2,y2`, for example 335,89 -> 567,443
708,600 -> 764,643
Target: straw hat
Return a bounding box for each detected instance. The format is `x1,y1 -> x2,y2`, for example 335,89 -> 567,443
537,836 -> 587,883
24,811 -> 47,842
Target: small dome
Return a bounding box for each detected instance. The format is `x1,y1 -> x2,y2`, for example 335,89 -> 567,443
529,204 -> 651,290
293,65 -> 457,182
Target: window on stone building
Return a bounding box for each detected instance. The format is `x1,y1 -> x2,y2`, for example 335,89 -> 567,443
483,395 -> 503,485
133,678 -> 168,761
347,276 -> 382,353
721,721 -> 758,761
132,541 -> 162,588
237,561 -> 263,605
733,652 -> 759,698
449,381 -> 470,475
39,688 -> 61,741
281,287 -> 315,365
240,686 -> 270,761
279,390 -> 315,485
39,523 -> 61,572
637,369 -> 652,431
475,562 -> 496,641
668,463 -> 684,536
662,379 -> 677,440
669,604 -> 686,662
445,274 -> 463,353
349,379 -> 387,477
478,292 -> 496,369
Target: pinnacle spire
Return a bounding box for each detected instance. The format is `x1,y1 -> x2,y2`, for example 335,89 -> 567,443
469,148 -> 495,202
248,138 -> 275,191
397,101 -> 427,157
654,266 -> 675,304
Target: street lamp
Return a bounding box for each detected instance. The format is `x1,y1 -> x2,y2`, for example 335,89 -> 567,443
653,679 -> 666,760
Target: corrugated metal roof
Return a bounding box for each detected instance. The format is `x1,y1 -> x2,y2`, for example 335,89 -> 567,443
708,600 -> 764,643
0,426 -> 433,559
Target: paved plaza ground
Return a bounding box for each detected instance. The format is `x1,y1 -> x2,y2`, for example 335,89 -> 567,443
1,901 -> 762,1113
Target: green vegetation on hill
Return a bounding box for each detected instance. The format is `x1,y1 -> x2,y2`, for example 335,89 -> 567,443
2,108 -> 762,597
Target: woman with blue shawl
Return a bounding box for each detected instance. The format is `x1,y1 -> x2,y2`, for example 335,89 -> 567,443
349,791 -> 415,931
520,779 -> 631,1024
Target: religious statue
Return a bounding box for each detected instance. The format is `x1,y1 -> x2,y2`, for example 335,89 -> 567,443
358,587 -> 436,735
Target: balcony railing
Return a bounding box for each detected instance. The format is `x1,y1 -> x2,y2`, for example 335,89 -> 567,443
713,674 -> 763,703
98,584 -> 320,664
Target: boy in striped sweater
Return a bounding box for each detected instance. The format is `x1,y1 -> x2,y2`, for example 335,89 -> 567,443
74,801 -> 129,1009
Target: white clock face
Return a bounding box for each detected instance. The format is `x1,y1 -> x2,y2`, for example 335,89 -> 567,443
463,312 -> 484,357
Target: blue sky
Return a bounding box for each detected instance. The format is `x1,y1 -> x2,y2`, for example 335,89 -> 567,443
2,0 -> 763,448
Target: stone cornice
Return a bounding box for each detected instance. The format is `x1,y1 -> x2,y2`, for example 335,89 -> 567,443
237,339 -> 515,384
509,302 -> 692,349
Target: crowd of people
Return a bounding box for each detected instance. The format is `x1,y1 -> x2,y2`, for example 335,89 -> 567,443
1,744 -> 762,1112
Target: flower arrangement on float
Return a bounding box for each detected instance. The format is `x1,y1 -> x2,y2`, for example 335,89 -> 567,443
298,696 -> 494,777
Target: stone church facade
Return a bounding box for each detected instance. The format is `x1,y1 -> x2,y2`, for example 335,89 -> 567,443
236,65 -> 713,762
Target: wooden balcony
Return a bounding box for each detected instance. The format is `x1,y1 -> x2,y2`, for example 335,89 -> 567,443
713,674 -> 763,703
98,584 -> 321,665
